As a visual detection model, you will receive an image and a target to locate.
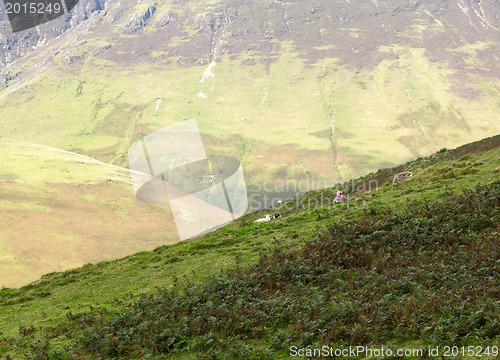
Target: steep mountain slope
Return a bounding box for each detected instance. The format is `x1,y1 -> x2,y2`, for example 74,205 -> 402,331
0,0 -> 499,194
0,137 -> 179,288
0,134 -> 498,359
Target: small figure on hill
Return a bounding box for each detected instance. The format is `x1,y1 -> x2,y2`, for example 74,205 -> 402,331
333,191 -> 348,203
392,171 -> 411,184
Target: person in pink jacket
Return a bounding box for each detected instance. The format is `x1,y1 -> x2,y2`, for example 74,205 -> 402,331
333,191 -> 348,202
334,191 -> 348,203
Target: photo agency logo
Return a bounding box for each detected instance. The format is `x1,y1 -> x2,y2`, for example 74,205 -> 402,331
3,0 -> 79,32
128,119 -> 248,241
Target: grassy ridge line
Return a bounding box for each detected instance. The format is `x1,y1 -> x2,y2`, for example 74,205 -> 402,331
351,134 -> 500,191
0,134 -> 499,358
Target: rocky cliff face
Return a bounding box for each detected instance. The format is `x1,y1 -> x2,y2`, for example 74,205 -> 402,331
0,0 -> 106,67
1,0 -> 499,71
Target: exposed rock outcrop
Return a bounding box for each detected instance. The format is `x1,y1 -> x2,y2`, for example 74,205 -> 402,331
122,5 -> 156,32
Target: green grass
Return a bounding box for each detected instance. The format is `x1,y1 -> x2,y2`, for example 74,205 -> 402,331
0,134 -> 499,359
65,183 -> 498,359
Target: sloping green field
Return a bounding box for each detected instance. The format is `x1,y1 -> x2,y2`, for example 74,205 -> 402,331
0,134 -> 498,359
0,1 -> 499,357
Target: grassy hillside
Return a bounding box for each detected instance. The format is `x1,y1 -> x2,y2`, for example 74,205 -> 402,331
0,134 -> 498,359
0,137 -> 180,288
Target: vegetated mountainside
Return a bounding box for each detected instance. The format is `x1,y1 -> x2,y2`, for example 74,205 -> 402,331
48,183 -> 500,359
2,0 -> 498,291
0,0 -> 499,186
0,134 -> 498,359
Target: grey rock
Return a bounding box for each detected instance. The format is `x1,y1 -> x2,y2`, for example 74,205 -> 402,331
122,5 -> 156,32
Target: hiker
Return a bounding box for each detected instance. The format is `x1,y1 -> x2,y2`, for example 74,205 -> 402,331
333,191 -> 348,203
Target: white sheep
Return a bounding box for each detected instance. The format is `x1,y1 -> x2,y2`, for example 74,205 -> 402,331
254,214 -> 271,223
